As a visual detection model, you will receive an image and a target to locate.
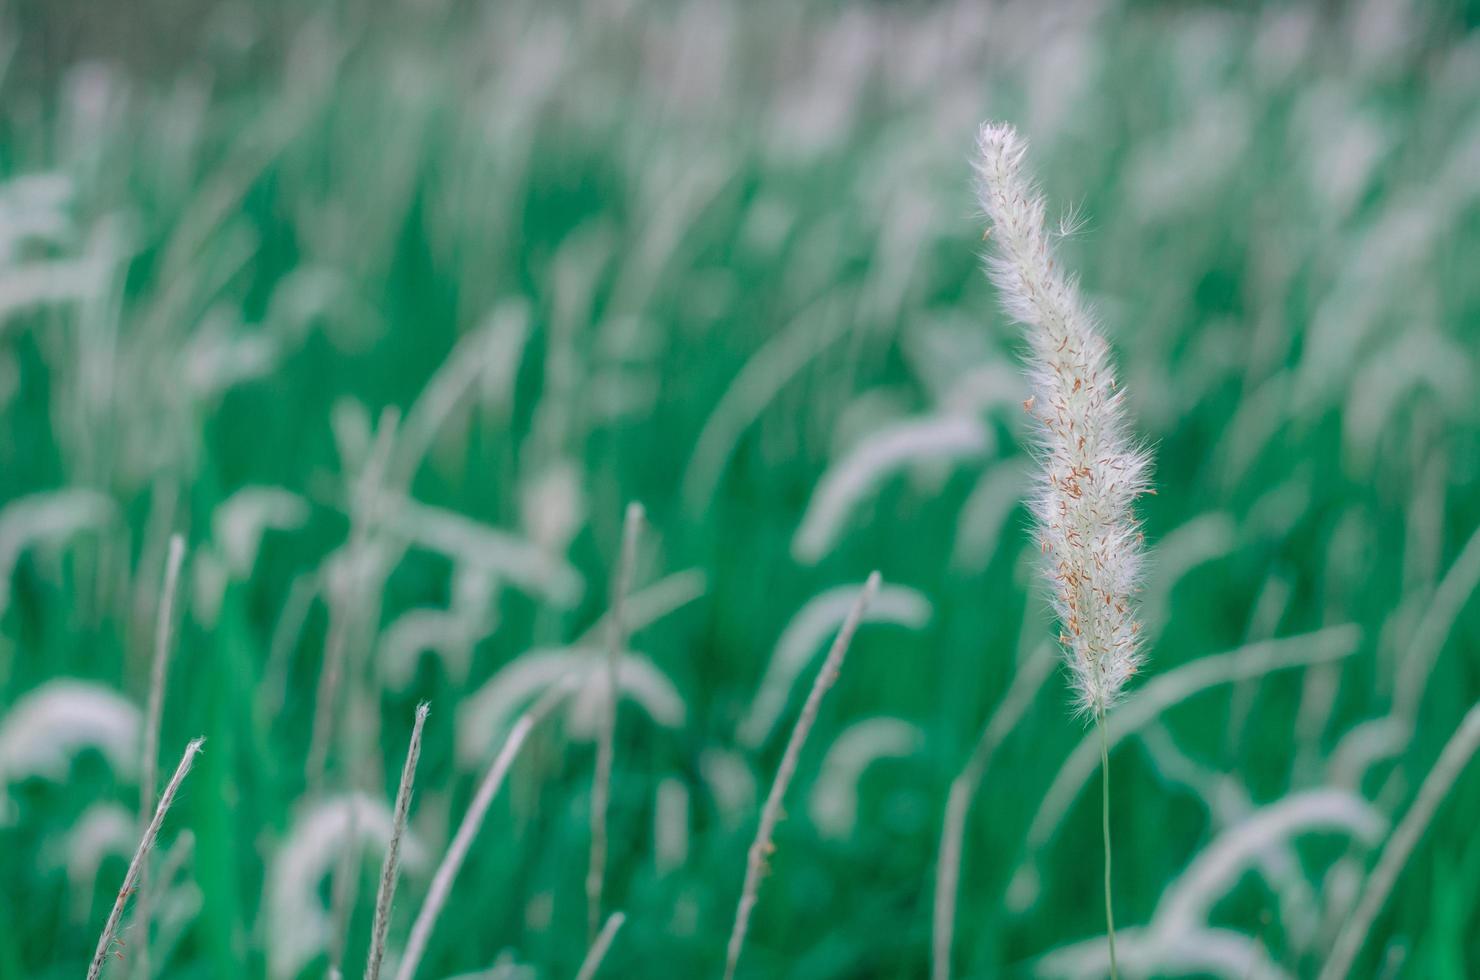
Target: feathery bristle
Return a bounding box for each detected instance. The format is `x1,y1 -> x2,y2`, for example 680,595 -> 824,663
974,121 -> 1151,717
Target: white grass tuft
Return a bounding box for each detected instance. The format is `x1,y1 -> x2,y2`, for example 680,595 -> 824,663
389,301 -> 532,490
382,495 -> 584,608
975,120 -> 1150,718
0,489 -> 115,619
455,647 -> 684,768
266,793 -> 426,980
1327,716 -> 1409,792
56,802 -> 135,918
791,414 -> 991,565
379,565 -> 497,692
1036,925 -> 1288,980
1037,789 -> 1384,980
1137,725 -> 1320,952
0,680 -> 141,792
211,487 -> 310,576
1154,789 -> 1386,937
700,748 -> 757,830
808,717 -> 924,839
576,568 -> 707,647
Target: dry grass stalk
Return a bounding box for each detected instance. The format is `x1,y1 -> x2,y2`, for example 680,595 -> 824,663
722,572 -> 880,980
364,702 -> 430,980
88,738 -> 204,980
134,533 -> 185,980
574,911 -> 626,980
394,681 -> 574,980
1320,700 -> 1480,980
588,501 -> 644,941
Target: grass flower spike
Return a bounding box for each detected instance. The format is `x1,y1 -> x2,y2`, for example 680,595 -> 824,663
976,120 -> 1151,978
974,121 -> 1150,718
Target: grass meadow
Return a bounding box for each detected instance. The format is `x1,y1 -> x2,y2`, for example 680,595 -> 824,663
3,0 -> 1480,977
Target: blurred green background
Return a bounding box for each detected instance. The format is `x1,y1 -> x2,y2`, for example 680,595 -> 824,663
3,0 -> 1480,977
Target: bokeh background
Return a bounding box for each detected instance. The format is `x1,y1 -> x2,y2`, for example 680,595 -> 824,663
3,0 -> 1480,977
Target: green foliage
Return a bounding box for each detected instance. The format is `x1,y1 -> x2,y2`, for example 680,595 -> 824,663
2,1 -> 1480,977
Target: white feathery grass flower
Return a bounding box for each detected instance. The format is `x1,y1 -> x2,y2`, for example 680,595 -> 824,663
212,486 -> 311,577
0,680 -> 141,793
808,716 -> 925,839
974,121 -> 1151,718
382,494 -> 584,608
0,489 -> 115,619
791,413 -> 991,565
454,646 -> 685,767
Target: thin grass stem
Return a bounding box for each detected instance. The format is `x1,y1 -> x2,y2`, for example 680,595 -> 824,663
364,703 -> 430,980
1098,711 -> 1118,980
88,739 -> 203,980
574,911 -> 626,980
722,572 -> 879,980
134,533 -> 185,980
1320,701 -> 1480,980
394,681 -> 574,980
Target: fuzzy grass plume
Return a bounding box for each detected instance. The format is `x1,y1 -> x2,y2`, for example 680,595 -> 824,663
974,121 -> 1150,718
976,120 -> 1151,978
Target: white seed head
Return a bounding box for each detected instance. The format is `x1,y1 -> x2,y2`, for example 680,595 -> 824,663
455,646 -> 685,767
975,121 -> 1151,716
0,680 -> 140,790
211,486 -> 310,577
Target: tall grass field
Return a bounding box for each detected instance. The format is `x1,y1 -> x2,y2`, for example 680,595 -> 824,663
3,1 -> 1480,977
